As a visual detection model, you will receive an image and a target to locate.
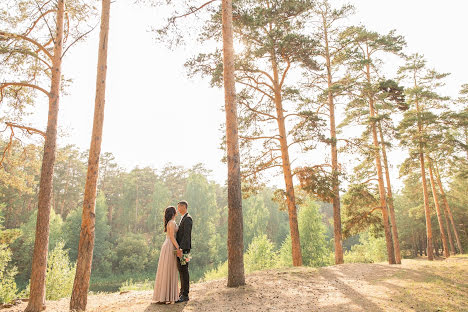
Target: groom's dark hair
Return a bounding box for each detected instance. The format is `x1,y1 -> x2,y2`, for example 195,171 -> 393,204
178,200 -> 188,209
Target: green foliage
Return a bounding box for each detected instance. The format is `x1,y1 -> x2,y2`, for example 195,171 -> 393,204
10,209 -> 64,284
244,234 -> 277,273
243,196 -> 269,248
45,241 -> 76,300
115,233 -> 150,273
0,207 -> 17,304
344,232 -> 387,263
298,200 -> 332,267
63,192 -> 114,274
342,184 -> 383,238
119,279 -> 153,292
276,235 -> 293,268
0,244 -> 18,304
90,271 -> 155,293
22,241 -> 76,300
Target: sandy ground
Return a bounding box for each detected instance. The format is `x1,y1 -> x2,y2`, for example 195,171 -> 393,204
2,256 -> 467,312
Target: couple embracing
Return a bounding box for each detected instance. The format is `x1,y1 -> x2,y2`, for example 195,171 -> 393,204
152,200 -> 192,304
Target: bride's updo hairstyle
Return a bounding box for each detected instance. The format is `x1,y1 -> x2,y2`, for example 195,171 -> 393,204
164,206 -> 177,232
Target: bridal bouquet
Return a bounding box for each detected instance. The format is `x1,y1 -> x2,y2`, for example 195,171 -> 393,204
180,253 -> 192,265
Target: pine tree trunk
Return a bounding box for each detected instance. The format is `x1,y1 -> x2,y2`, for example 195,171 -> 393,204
322,14 -> 343,264
69,1 -> 111,310
365,64 -> 395,265
25,1 -> 65,311
434,162 -> 463,254
377,121 -> 401,264
222,0 -> 245,287
418,153 -> 433,260
442,205 -> 455,255
427,158 -> 449,258
270,65 -> 302,266
415,98 -> 434,261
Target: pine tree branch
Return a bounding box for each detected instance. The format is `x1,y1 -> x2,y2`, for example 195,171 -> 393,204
5,122 -> 46,137
33,0 -> 55,44
242,163 -> 283,178
3,48 -> 52,70
243,68 -> 275,85
241,101 -> 277,120
0,31 -> 53,60
239,73 -> 275,93
345,206 -> 382,230
237,81 -> 274,101
239,135 -> 280,141
172,0 -> 218,21
62,22 -> 98,58
0,82 -> 50,98
23,9 -> 57,37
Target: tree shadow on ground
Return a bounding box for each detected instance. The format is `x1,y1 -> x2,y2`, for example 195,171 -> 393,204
143,302 -> 187,312
316,268 -> 384,312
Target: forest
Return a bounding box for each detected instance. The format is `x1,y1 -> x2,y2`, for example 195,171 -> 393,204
0,0 -> 467,311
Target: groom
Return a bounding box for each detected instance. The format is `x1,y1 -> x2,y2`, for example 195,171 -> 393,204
176,200 -> 192,303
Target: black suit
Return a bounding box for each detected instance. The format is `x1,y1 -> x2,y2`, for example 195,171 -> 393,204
176,213 -> 192,298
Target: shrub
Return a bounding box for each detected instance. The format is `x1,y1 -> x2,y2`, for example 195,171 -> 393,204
344,232 -> 387,263
203,260 -> 228,281
298,200 -> 332,267
45,241 -> 76,300
115,233 -> 149,273
244,234 -> 277,273
276,235 -> 293,268
0,244 -> 18,304
23,241 -> 76,300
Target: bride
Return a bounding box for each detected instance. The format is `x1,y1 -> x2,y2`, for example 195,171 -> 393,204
152,206 -> 180,304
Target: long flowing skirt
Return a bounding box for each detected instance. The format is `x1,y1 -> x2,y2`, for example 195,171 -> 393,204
152,237 -> 179,302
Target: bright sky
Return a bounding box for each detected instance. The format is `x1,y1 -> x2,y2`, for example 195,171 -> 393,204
31,0 -> 468,185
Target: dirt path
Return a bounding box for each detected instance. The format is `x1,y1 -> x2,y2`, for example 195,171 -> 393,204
3,257 -> 468,312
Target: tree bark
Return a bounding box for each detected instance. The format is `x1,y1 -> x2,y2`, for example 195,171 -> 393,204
442,205 -> 455,255
365,63 -> 395,264
414,97 -> 434,261
25,1 -> 65,311
434,161 -> 463,254
322,13 -> 343,264
427,158 -> 449,258
222,0 -> 245,287
69,0 -> 111,310
271,57 -> 302,266
377,121 -> 401,264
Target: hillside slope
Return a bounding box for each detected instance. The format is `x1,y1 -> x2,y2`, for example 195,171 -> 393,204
3,256 -> 467,312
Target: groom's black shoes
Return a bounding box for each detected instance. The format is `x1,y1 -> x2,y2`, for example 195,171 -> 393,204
176,295 -> 189,303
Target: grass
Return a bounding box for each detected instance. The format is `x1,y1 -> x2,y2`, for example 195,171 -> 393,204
90,272 -> 155,293
89,267 -> 207,293
380,255 -> 468,312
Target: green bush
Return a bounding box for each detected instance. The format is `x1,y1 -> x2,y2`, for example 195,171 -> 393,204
344,232 -> 387,263
46,241 -> 76,300
244,234 -> 277,273
0,244 -> 18,304
276,200 -> 331,268
10,209 -> 64,284
298,200 -> 332,267
203,234 -> 278,281
64,193 -> 114,274
115,233 -> 149,273
276,235 -> 293,268
203,260 -> 228,281
23,241 -> 76,301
